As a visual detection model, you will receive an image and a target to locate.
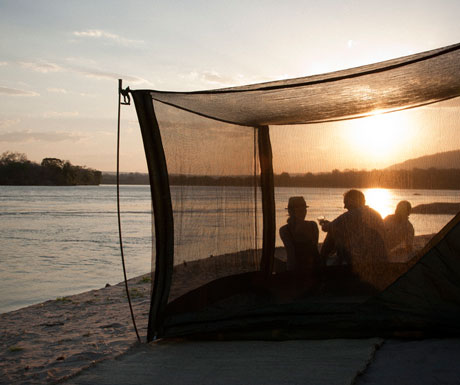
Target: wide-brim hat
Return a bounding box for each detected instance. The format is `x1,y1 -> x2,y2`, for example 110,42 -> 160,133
286,196 -> 308,209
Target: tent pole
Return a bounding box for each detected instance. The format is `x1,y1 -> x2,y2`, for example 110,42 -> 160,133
258,125 -> 276,276
117,80 -> 141,342
253,127 -> 259,265
131,91 -> 174,342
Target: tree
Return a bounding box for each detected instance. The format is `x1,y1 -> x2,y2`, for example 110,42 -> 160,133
0,151 -> 101,185
62,161 -> 77,185
277,172 -> 291,186
0,151 -> 36,184
0,151 -> 28,165
40,157 -> 65,184
41,158 -> 64,169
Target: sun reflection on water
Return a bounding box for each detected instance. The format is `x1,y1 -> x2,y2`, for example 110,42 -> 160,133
364,188 -> 394,218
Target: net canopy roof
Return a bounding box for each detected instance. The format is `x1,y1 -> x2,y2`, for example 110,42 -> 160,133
129,42 -> 460,342
145,43 -> 460,125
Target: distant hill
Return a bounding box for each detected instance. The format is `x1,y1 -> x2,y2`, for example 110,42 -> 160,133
387,150 -> 460,170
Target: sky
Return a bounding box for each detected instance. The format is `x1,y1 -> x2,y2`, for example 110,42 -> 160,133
1,0 -> 460,173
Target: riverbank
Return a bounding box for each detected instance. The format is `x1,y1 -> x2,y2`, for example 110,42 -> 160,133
0,234 -> 438,384
0,274 -> 148,385
0,251 -> 257,384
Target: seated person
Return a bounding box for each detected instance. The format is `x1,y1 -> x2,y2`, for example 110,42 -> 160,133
279,196 -> 321,274
384,200 -> 414,260
319,189 -> 387,267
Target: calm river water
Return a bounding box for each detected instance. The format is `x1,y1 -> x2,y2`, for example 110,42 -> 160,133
0,185 -> 458,313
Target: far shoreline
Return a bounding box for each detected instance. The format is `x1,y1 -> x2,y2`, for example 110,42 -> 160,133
101,167 -> 460,190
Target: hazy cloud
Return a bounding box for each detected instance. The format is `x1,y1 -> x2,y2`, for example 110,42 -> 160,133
184,70 -> 238,86
64,56 -> 98,67
73,29 -> 144,46
42,111 -> 79,118
0,119 -> 20,128
75,67 -> 149,84
182,70 -> 274,88
0,62 -> 7,66
18,58 -> 150,85
0,86 -> 39,96
46,87 -> 97,98
78,92 -> 97,98
0,130 -> 85,143
47,88 -> 68,94
19,61 -> 63,73
66,55 -> 151,84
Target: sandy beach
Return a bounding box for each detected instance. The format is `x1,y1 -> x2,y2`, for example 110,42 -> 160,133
0,273 -> 149,385
0,234 -> 446,385
0,248 -> 262,385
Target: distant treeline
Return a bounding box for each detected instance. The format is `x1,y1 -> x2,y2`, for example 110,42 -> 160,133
101,173 -> 254,186
274,168 -> 460,190
0,152 -> 102,186
103,168 -> 460,190
102,172 -> 149,185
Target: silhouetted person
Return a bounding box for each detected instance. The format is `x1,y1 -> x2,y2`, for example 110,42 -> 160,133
384,200 -> 414,260
320,189 -> 387,266
279,196 -> 320,273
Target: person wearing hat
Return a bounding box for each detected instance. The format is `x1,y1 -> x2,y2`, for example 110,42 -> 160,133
279,196 -> 321,273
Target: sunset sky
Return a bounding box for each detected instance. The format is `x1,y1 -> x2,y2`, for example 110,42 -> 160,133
1,0 -> 460,173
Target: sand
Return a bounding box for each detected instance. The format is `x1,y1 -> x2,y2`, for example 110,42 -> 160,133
0,234 -> 442,385
0,274 -> 150,385
0,249 -> 259,385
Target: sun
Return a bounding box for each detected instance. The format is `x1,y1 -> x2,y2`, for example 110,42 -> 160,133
342,109 -> 415,165
364,188 -> 393,218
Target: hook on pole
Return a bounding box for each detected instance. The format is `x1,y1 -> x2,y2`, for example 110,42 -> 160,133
119,79 -> 131,105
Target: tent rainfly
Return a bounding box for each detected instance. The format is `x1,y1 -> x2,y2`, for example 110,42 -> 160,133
125,42 -> 460,342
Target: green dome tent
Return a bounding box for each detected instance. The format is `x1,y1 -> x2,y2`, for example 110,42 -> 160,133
125,42 -> 460,341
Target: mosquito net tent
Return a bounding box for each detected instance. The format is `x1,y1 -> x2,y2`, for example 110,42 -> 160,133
128,42 -> 460,341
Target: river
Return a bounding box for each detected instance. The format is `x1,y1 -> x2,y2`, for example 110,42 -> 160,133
0,185 -> 458,313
